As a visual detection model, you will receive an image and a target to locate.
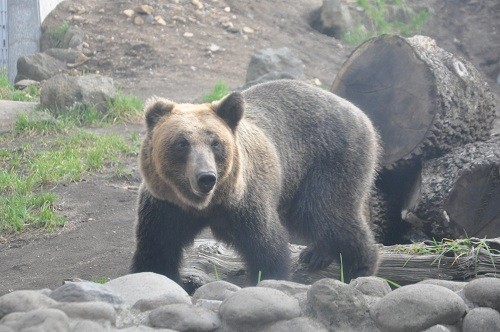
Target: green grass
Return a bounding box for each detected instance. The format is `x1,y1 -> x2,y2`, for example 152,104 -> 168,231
44,92 -> 143,127
0,71 -> 40,102
343,0 -> 430,45
91,276 -> 110,284
0,126 -> 138,234
392,237 -> 500,272
203,80 -> 229,102
49,20 -> 69,47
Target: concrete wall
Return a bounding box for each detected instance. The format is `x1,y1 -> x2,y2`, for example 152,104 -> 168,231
6,0 -> 63,82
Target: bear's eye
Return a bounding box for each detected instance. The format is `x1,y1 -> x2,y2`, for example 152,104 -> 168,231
211,140 -> 221,148
174,139 -> 190,150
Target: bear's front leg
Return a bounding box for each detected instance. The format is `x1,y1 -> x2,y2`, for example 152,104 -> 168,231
210,205 -> 291,284
131,186 -> 206,285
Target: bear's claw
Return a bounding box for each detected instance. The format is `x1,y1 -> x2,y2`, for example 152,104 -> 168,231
299,246 -> 335,270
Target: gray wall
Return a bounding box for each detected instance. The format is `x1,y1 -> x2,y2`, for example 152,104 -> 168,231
6,0 -> 63,83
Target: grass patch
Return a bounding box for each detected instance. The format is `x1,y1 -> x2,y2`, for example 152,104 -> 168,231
0,71 -> 40,102
343,0 -> 430,45
48,93 -> 143,127
392,237 -> 500,272
203,80 -> 229,102
91,276 -> 110,284
0,129 -> 138,234
49,20 -> 69,47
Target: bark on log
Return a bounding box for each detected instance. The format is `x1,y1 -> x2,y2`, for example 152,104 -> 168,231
331,34 -> 495,168
180,238 -> 500,291
402,139 -> 500,240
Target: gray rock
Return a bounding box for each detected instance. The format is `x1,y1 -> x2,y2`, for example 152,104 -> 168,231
70,320 -> 107,332
52,301 -> 116,324
15,53 -> 65,82
0,308 -> 70,332
463,307 -> 500,332
133,293 -> 192,312
40,73 -> 117,113
45,48 -> 87,64
0,325 -> 14,332
63,26 -> 85,48
14,79 -> 40,89
237,71 -> 296,91
258,279 -> 310,297
149,303 -> 220,331
0,100 -> 37,133
192,280 -> 241,303
422,325 -> 454,332
370,284 -> 466,332
116,326 -> 177,331
307,278 -> 375,331
105,272 -> 190,308
0,290 -> 57,319
49,281 -> 123,306
350,276 -> 392,297
258,279 -> 310,313
463,277 -> 500,311
261,317 -> 328,332
219,287 -> 301,331
245,47 -> 304,83
315,0 -> 354,38
418,279 -> 467,292
194,299 -> 223,313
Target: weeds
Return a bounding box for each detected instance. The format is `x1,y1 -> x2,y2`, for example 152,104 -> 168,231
49,20 -> 69,47
343,0 -> 430,45
203,80 -> 229,102
0,128 -> 137,234
0,71 -> 40,102
393,237 -> 500,273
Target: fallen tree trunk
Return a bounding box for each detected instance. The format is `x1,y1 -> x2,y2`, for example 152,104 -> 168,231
331,34 -> 495,168
180,238 -> 500,291
402,139 -> 500,239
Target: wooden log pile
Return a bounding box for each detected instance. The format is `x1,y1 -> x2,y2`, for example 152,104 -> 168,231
181,238 -> 500,291
331,34 -> 498,243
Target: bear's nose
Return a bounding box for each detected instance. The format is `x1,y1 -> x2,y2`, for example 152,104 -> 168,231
197,172 -> 217,193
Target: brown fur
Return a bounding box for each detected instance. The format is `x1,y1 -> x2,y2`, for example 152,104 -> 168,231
131,80 -> 380,285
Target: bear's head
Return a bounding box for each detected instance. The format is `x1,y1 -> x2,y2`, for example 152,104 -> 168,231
140,92 -> 245,210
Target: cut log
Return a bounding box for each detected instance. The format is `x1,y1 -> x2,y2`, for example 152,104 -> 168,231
402,140 -> 500,239
180,238 -> 500,291
331,34 -> 495,168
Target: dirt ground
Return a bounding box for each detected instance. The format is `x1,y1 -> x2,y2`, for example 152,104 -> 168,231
1,0 -> 499,294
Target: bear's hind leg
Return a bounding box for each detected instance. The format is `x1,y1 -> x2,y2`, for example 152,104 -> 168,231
289,170 -> 379,281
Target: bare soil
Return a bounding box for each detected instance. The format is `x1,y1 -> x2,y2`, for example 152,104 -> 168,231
0,0 -> 498,294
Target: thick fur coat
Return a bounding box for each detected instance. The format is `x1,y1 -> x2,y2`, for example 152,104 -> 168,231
131,79 -> 381,285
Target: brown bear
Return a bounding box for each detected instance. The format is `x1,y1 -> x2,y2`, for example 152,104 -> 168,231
131,79 -> 380,285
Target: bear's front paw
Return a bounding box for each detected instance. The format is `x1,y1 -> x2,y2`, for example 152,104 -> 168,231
299,246 -> 335,270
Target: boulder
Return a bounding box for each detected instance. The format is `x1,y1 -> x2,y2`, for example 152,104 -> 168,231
463,307 -> 500,332
0,290 -> 57,319
219,287 -> 301,331
245,47 -> 304,83
0,308 -> 69,332
306,278 -> 375,331
149,303 -> 221,331
370,284 -> 466,332
463,277 -> 500,311
49,281 -> 123,306
15,53 -> 65,83
104,272 -> 191,308
40,73 -> 117,113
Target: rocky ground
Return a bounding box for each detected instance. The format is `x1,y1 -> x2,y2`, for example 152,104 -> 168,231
1,272 -> 500,331
0,0 -> 499,322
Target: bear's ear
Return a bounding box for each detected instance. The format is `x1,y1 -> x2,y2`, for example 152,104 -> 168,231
214,92 -> 245,129
144,97 -> 174,131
